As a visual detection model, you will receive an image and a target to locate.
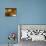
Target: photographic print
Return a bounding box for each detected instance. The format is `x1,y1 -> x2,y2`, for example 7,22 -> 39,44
5,8 -> 16,16
18,24 -> 46,46
18,24 -> 46,41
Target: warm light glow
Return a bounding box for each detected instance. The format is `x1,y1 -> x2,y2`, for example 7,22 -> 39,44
8,9 -> 12,12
